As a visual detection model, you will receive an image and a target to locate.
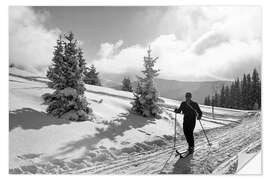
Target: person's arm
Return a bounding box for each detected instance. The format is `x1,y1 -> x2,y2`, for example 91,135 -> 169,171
195,103 -> 202,120
174,102 -> 184,114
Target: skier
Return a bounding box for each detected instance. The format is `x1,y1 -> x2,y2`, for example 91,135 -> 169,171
174,92 -> 202,154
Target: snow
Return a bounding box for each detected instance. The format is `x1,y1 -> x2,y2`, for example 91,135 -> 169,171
9,120 -> 103,167
9,67 -> 252,173
9,79 -> 50,112
85,83 -> 134,100
9,70 -> 140,169
237,151 -> 261,174
9,67 -> 40,77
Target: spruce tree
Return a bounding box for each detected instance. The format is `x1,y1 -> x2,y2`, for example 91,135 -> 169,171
224,85 -> 230,108
251,68 -> 261,109
78,48 -> 87,76
241,74 -> 248,109
121,77 -> 133,92
204,96 -> 211,105
46,36 -> 65,89
214,92 -> 219,107
84,64 -> 101,86
234,78 -> 241,109
211,95 -> 215,107
204,96 -> 207,105
258,78 -> 261,109
203,68 -> 261,110
220,85 -> 226,107
43,32 -> 91,121
207,96 -> 211,106
228,83 -> 232,108
246,74 -> 252,109
131,47 -> 161,117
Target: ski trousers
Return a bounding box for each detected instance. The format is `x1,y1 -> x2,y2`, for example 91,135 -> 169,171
183,116 -> 196,148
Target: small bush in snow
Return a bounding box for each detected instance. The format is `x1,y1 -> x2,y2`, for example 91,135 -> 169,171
131,47 -> 162,118
44,32 -> 91,121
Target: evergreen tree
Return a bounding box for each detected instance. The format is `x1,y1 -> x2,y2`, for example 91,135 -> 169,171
211,95 -> 215,107
229,82 -> 235,108
78,48 -> 87,76
208,96 -> 211,105
43,32 -> 91,121
121,77 -> 133,92
224,85 -> 230,108
219,85 -> 226,107
213,92 -> 219,107
204,97 -> 207,105
131,47 -> 161,117
204,96 -> 211,105
209,95 -> 212,106
208,95 -> 212,106
46,36 -> 65,89
241,74 -> 248,109
251,68 -> 261,109
246,74 -> 252,109
84,64 -> 101,86
234,78 -> 241,109
258,78 -> 261,109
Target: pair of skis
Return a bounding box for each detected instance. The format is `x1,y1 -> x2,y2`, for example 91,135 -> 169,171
175,149 -> 193,159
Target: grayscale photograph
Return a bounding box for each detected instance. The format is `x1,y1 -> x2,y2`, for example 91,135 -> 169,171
9,6 -> 261,174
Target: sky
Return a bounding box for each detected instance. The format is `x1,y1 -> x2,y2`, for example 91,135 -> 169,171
9,6 -> 261,81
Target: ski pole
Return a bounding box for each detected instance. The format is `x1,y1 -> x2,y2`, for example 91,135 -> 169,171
198,119 -> 212,147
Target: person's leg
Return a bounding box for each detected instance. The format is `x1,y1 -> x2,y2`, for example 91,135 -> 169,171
183,120 -> 192,149
188,121 -> 195,153
183,119 -> 196,153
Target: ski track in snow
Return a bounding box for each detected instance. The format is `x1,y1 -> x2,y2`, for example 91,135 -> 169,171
9,68 -> 261,174
69,113 -> 260,174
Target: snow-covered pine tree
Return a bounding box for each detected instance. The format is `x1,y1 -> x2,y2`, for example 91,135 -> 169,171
121,77 -> 133,92
43,32 -> 92,121
131,47 -> 162,117
78,47 -> 87,77
84,64 -> 101,86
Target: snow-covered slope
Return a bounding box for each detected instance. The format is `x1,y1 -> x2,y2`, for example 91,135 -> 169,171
9,67 -> 260,174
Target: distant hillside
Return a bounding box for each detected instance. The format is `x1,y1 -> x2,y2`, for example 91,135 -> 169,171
100,73 -> 232,104
153,78 -> 232,103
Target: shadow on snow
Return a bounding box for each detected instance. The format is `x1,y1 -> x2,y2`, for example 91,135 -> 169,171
9,108 -> 71,131
172,154 -> 194,174
49,112 -> 156,159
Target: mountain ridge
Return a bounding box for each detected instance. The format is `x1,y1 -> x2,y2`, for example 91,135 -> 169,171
100,74 -> 232,103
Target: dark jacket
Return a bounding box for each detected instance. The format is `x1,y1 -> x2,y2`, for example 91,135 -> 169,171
175,100 -> 202,120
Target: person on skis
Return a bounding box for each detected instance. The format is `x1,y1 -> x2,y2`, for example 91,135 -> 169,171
174,92 -> 202,154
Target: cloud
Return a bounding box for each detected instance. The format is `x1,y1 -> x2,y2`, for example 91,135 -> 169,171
95,43 -> 145,75
94,7 -> 261,81
9,6 -> 60,74
189,30 -> 229,55
9,6 -> 261,81
98,40 -> 124,58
